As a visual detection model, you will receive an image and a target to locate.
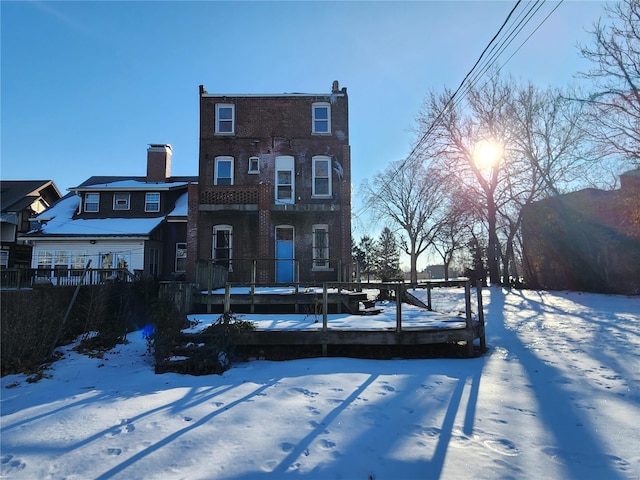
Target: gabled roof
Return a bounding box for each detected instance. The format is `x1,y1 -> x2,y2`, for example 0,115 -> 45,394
0,180 -> 62,213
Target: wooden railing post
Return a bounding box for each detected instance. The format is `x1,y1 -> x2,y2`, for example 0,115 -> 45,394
224,283 -> 231,316
464,280 -> 474,357
476,280 -> 486,352
396,283 -> 402,332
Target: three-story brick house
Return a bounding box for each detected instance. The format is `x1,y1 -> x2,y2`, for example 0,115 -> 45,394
187,81 -> 352,284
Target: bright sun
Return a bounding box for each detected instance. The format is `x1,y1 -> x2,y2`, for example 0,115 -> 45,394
473,140 -> 502,169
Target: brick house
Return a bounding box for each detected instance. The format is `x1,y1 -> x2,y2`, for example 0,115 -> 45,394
0,180 -> 62,268
187,81 -> 352,284
22,145 -> 197,281
521,168 -> 640,294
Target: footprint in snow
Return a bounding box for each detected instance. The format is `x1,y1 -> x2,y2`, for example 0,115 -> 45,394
107,448 -> 122,456
483,438 -> 520,456
0,455 -> 26,474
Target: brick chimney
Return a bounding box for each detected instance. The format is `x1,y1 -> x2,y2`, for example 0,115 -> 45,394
147,144 -> 172,182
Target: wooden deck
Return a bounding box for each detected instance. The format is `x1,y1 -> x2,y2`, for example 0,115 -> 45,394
193,280 -> 486,359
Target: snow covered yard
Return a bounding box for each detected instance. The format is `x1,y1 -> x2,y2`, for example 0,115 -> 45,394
1,288 -> 639,479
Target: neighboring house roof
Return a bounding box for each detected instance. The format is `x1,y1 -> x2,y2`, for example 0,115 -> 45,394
22,194 -> 165,239
0,180 -> 62,214
70,176 -> 196,192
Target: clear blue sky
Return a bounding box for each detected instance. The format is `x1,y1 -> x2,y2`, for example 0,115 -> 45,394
2,0 -> 606,240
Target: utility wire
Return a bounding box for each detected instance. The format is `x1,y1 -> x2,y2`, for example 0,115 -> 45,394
353,0 -> 565,223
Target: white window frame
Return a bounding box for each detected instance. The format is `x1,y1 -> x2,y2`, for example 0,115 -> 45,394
312,155 -> 332,197
214,156 -> 234,185
275,156 -> 295,204
312,102 -> 331,134
145,192 -> 160,212
212,225 -> 233,271
84,193 -> 100,213
113,192 -> 130,211
248,156 -> 260,174
215,103 -> 235,135
175,242 -> 187,273
149,248 -> 160,278
312,224 -> 330,270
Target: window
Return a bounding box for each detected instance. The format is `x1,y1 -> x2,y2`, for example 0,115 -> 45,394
312,224 -> 329,269
71,252 -> 86,276
84,193 -> 100,213
54,251 -> 69,277
312,156 -> 332,197
149,248 -> 160,278
37,250 -> 53,269
145,192 -> 160,212
214,156 -> 234,185
175,242 -> 187,272
215,103 -> 235,134
113,193 -> 130,210
248,156 -> 260,174
213,225 -> 232,270
312,102 -> 331,134
0,250 -> 8,268
275,156 -> 294,204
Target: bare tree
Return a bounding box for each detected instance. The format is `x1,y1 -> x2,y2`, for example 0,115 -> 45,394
579,0 -> 640,162
361,159 -> 443,285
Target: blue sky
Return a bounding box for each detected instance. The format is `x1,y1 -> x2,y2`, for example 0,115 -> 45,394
2,0 -> 607,239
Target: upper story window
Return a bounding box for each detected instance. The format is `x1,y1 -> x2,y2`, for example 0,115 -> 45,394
214,156 -> 234,185
145,192 -> 160,212
84,193 -> 99,213
113,193 -> 130,210
248,156 -> 260,174
312,156 -> 332,197
0,250 -> 8,268
312,102 -> 331,134
275,156 -> 294,204
215,103 -> 235,134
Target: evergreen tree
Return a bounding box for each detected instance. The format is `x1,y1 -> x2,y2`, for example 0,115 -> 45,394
374,227 -> 402,281
353,235 -> 376,281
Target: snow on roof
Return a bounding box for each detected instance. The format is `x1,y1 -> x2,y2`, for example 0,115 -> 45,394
73,180 -> 189,191
30,194 -> 163,237
167,192 -> 188,217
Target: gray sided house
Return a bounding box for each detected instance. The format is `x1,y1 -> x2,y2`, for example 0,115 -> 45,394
0,180 -> 62,268
188,81 -> 353,284
21,145 -> 197,282
521,168 -> 640,294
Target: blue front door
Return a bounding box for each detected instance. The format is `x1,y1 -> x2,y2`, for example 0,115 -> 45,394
275,227 -> 294,283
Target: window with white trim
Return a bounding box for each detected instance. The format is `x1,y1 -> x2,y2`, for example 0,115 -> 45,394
248,156 -> 260,174
145,192 -> 160,212
275,156 -> 294,204
312,224 -> 329,269
84,193 -> 100,213
149,248 -> 160,278
175,242 -> 187,272
214,156 -> 234,185
113,193 -> 130,210
0,250 -> 8,268
312,102 -> 331,134
213,225 -> 232,270
312,156 -> 332,197
215,103 -> 235,134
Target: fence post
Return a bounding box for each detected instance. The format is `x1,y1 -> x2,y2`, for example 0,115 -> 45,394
224,283 -> 231,316
322,283 -> 328,357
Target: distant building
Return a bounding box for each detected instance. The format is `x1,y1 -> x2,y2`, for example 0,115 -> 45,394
521,168 -> 640,294
21,145 -> 197,281
188,81 -> 352,284
0,180 -> 62,268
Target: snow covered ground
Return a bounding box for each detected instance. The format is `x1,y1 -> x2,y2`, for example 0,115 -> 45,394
1,287 -> 639,480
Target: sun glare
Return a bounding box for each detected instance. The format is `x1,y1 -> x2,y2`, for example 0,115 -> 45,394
473,140 -> 502,169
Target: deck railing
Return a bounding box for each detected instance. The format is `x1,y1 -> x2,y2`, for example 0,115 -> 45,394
0,268 -> 137,289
